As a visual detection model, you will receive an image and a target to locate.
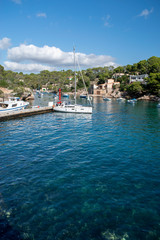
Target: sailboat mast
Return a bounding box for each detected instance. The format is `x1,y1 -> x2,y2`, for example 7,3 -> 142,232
73,47 -> 76,105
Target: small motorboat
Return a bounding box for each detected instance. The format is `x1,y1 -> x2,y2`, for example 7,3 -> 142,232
80,94 -> 87,99
63,94 -> 69,98
103,97 -> 111,101
127,98 -> 137,103
117,97 -> 125,102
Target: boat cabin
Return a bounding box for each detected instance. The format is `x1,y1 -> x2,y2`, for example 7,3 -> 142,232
8,97 -> 20,102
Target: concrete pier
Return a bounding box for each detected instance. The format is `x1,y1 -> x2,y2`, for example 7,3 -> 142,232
0,106 -> 53,121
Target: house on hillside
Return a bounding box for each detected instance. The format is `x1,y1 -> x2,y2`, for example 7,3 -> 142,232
67,76 -> 73,81
93,79 -> 120,96
112,73 -> 125,79
129,74 -> 148,84
93,83 -> 106,95
106,79 -> 114,93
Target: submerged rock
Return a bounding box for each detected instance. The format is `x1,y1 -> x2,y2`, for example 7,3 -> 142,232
0,218 -> 23,240
102,230 -> 129,240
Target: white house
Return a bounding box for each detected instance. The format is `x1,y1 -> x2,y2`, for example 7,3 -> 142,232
129,74 -> 148,83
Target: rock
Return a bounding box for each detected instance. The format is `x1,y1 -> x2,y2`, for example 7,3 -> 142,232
138,95 -> 150,100
138,95 -> 160,101
25,94 -> 34,100
22,93 -> 34,100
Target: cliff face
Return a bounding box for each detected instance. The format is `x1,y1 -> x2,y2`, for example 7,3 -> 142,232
0,87 -> 13,101
0,87 -> 35,101
0,87 -> 13,95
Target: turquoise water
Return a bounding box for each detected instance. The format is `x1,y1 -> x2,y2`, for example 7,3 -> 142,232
0,98 -> 160,240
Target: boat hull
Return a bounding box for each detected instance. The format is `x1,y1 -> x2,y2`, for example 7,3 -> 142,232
0,99 -> 29,113
53,105 -> 92,114
103,98 -> 111,101
80,95 -> 87,99
0,105 -> 28,113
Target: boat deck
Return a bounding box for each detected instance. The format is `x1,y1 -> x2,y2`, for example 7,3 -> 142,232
0,106 -> 53,121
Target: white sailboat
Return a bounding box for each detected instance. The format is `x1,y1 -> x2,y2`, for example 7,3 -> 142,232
53,48 -> 92,114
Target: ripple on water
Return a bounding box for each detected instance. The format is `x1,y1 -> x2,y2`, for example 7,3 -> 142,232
0,100 -> 160,240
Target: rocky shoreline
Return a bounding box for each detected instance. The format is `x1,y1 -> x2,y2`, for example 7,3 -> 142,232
0,87 -> 160,102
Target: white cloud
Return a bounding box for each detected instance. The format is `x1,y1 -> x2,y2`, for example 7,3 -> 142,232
6,44 -> 117,72
4,61 -> 56,73
11,0 -> 21,4
139,8 -> 153,18
103,15 -> 111,27
0,37 -> 11,50
36,13 -> 47,18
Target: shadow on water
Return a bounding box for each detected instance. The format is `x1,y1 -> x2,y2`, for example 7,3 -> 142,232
0,217 -> 23,240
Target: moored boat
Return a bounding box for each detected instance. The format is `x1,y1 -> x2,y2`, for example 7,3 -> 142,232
53,89 -> 92,114
127,98 -> 137,103
117,97 -> 126,102
53,48 -> 92,114
0,97 -> 29,113
103,97 -> 111,101
80,94 -> 87,99
63,94 -> 69,98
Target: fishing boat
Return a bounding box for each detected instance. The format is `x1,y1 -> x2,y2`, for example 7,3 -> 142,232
0,97 -> 29,113
53,48 -> 92,114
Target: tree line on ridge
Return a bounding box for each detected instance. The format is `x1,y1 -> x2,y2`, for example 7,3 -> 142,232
0,56 -> 160,98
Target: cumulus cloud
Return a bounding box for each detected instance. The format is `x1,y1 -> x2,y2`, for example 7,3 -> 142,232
139,8 -> 153,18
7,44 -> 117,71
11,0 -> 21,4
4,61 -> 56,73
36,13 -> 47,18
0,37 -> 11,50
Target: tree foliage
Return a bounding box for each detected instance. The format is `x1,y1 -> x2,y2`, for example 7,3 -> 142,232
126,82 -> 143,97
118,75 -> 130,91
146,73 -> 160,96
147,56 -> 160,73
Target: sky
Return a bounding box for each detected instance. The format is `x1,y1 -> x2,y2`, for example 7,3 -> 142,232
0,0 -> 160,73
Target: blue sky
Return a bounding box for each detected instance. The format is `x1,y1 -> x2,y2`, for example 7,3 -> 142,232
0,0 -> 159,73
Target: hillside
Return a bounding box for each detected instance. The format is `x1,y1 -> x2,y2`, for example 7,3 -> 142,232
0,56 -> 160,99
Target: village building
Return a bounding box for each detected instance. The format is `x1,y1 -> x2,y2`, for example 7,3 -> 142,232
106,79 -> 114,93
93,83 -> 106,95
112,73 -> 125,79
41,86 -> 47,92
93,79 -> 120,96
129,74 -> 148,83
67,76 -> 73,81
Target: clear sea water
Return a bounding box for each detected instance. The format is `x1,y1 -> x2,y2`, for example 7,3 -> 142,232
0,96 -> 160,240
